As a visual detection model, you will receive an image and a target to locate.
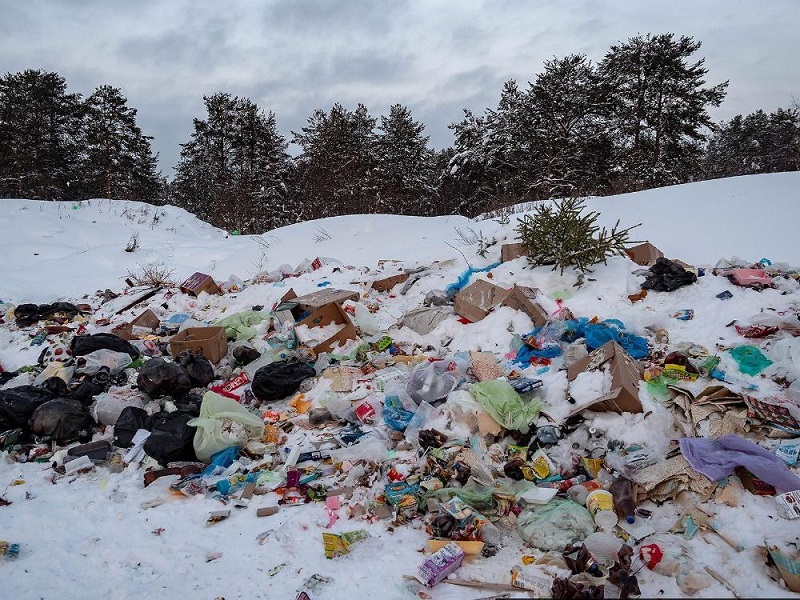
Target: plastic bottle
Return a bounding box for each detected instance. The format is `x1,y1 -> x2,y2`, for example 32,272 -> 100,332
609,477 -> 636,524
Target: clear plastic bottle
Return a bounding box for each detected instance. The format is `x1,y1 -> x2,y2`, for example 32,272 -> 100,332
609,477 -> 636,524
566,480 -> 603,505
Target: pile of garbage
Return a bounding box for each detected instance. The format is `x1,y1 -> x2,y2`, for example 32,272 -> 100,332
1,245 -> 800,598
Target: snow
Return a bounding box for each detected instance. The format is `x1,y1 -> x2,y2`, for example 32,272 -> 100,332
1,172 -> 800,598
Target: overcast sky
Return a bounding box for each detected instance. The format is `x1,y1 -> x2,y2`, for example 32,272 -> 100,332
2,0 -> 798,177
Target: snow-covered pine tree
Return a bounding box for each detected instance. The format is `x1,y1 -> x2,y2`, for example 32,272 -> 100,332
374,104 -> 436,215
0,69 -> 83,200
291,103 -> 377,219
599,33 -> 728,191
79,85 -> 163,202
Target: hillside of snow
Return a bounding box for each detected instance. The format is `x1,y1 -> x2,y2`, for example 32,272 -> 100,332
0,172 -> 799,599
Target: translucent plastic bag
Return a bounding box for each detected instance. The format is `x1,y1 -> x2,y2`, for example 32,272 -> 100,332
188,391 -> 264,462
468,379 -> 545,434
74,349 -> 132,376
406,355 -> 469,405
517,498 -> 596,551
91,388 -> 145,426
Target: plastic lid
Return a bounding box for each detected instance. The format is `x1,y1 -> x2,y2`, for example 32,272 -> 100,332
626,515 -> 636,524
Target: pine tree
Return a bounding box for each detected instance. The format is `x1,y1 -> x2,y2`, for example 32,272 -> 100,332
599,33 -> 728,191
374,104 -> 436,215
171,93 -> 292,233
515,197 -> 640,276
0,69 -> 83,199
78,85 -> 163,201
291,103 -> 377,219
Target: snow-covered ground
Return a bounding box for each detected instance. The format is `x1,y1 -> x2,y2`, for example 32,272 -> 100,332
0,172 -> 799,599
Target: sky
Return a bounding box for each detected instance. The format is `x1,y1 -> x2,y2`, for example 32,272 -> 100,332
1,172 -> 800,598
2,0 -> 799,177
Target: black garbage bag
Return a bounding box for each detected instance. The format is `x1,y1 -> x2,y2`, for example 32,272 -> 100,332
30,398 -> 94,442
251,359 -> 316,403
113,406 -> 196,464
143,412 -> 197,465
641,257 -> 698,292
68,378 -> 108,405
114,406 -> 150,447
233,345 -> 261,366
0,385 -> 58,430
137,358 -> 192,399
15,302 -> 82,327
41,376 -> 70,397
70,333 -> 139,360
175,350 -> 214,388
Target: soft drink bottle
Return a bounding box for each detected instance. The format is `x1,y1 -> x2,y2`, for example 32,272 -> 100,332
609,477 -> 636,524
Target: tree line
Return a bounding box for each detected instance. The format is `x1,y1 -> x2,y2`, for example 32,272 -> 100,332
1,33 -> 798,234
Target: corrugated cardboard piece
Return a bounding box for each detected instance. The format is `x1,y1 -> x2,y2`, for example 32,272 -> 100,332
626,242 -> 664,266
295,302 -> 358,355
501,285 -> 549,327
501,242 -> 529,262
369,272 -> 410,292
567,341 -> 643,414
280,288 -> 359,319
112,309 -> 161,340
170,326 -> 228,363
453,279 -> 510,323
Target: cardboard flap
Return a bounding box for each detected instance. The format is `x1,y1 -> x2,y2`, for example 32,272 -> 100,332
453,279 -> 510,323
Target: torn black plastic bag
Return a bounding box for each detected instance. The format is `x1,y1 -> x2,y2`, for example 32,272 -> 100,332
70,333 -> 139,360
251,359 -> 316,403
14,302 -> 82,327
0,385 -> 58,431
113,406 -> 196,464
143,412 -> 197,465
175,350 -> 214,388
640,257 -> 697,292
29,398 -> 94,443
114,406 -> 149,447
137,357 -> 192,399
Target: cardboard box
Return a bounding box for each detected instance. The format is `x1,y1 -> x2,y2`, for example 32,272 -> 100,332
111,309 -> 161,340
453,279 -> 510,323
280,288 -> 359,319
179,272 -> 221,296
169,326 -> 228,363
567,341 -> 644,414
501,242 -> 529,262
295,302 -> 357,355
626,242 -> 664,266
501,285 -> 549,327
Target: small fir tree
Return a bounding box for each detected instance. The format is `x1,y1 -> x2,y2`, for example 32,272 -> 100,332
515,197 -> 639,276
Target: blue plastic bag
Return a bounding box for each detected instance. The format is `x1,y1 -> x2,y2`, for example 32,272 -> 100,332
383,395 -> 414,431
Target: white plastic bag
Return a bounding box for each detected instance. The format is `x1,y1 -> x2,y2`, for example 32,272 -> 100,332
74,349 -> 132,376
91,388 -> 145,425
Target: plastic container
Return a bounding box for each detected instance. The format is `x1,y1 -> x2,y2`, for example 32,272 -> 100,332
609,477 -> 636,524
567,480 -> 603,505
583,531 -> 624,566
586,489 -> 617,530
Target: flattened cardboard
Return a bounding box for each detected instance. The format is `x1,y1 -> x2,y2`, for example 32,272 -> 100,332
501,242 -> 529,262
169,326 -> 228,363
369,272 -> 410,292
626,242 -> 664,266
112,309 -> 161,340
280,288 -> 359,319
179,272 -> 221,296
453,279 -> 510,323
767,544 -> 800,592
295,302 -> 358,355
567,341 -> 643,414
501,285 -> 549,327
